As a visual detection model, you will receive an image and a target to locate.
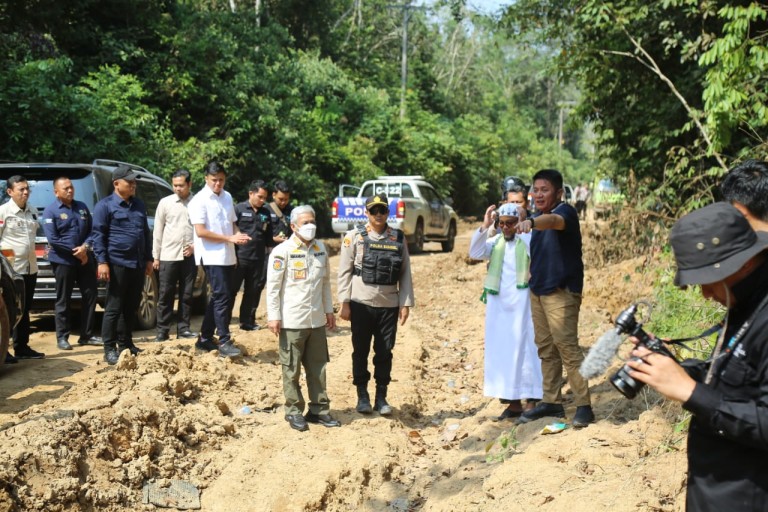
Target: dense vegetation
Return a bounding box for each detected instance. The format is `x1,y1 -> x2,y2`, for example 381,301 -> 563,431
0,0 -> 592,231
2,1 -> 766,229
503,0 -> 768,214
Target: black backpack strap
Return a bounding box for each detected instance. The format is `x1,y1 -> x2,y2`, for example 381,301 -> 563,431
356,224 -> 368,239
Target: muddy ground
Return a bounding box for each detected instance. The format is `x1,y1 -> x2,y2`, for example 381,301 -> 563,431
0,218 -> 688,511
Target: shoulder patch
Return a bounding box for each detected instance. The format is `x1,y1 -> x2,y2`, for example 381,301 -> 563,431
272,257 -> 285,271
343,236 -> 351,247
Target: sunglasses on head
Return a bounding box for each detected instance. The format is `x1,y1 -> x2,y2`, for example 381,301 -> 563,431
368,206 -> 389,215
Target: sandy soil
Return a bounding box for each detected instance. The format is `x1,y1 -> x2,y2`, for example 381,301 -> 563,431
0,219 -> 688,511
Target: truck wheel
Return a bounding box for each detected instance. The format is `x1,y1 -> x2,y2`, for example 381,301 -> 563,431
441,222 -> 456,252
135,272 -> 159,330
0,295 -> 8,370
410,220 -> 425,254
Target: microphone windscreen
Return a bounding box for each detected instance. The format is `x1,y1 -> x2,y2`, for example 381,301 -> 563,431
580,329 -> 624,379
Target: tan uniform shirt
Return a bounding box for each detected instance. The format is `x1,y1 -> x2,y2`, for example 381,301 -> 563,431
153,192 -> 194,261
266,235 -> 333,329
337,224 -> 415,309
0,200 -> 39,274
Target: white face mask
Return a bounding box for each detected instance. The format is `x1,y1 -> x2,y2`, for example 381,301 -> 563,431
297,223 -> 317,242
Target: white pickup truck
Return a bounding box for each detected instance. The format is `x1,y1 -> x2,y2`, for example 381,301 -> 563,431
331,176 -> 459,253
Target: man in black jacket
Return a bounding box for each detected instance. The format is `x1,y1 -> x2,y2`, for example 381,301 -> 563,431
628,202 -> 768,511
232,179 -> 273,330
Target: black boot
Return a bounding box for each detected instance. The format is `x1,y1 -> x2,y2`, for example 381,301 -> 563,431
356,385 -> 373,414
374,384 -> 393,416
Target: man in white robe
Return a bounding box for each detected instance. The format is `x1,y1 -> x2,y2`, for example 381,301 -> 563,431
469,200 -> 543,420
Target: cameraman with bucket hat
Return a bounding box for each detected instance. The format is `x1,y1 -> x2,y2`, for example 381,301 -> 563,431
627,202 -> 768,511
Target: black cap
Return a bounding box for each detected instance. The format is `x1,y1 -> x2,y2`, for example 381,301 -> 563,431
502,175 -> 526,192
366,194 -> 389,210
112,165 -> 137,182
670,202 -> 768,286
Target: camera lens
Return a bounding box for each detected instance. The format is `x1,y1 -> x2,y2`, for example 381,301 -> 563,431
609,357 -> 645,399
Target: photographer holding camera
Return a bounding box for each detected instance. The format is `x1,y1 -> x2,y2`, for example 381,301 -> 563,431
628,202 -> 768,511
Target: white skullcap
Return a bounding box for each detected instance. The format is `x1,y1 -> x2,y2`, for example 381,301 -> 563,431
497,203 -> 520,217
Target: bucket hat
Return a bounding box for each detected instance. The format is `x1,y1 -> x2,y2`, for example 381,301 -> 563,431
670,202 -> 768,286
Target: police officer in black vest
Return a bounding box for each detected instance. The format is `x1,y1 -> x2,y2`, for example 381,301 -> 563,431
337,194 -> 415,415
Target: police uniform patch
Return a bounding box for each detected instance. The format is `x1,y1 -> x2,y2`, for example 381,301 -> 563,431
273,257 -> 284,270
44,218 -> 53,224
60,213 -> 68,220
343,236 -> 351,247
292,260 -> 306,270
293,269 -> 307,280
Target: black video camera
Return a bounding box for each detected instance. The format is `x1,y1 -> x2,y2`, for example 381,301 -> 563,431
609,303 -> 677,399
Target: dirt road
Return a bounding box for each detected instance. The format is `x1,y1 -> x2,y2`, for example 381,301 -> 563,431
0,221 -> 687,511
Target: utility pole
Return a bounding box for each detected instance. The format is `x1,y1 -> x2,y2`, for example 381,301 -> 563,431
387,1 -> 426,120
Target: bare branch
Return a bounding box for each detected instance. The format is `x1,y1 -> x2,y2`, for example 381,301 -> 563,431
608,9 -> 728,171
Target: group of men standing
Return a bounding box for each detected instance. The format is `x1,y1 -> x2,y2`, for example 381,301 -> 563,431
1,163 -> 416,436
0,163 -> 296,366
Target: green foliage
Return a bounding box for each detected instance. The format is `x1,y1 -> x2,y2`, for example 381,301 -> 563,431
0,0 -> 602,232
645,250 -> 724,360
699,3 -> 768,152
485,427 -> 520,463
502,0 -> 768,214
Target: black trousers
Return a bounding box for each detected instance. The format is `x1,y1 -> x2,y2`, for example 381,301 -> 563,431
231,257 -> 266,325
201,264 -> 234,344
52,260 -> 98,341
102,265 -> 144,352
350,301 -> 399,387
157,257 -> 196,335
13,273 -> 37,350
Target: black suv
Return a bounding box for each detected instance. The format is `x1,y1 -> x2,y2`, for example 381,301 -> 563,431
0,160 -> 207,330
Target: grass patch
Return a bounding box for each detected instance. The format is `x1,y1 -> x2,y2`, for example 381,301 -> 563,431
644,249 -> 725,360
485,427 -> 520,463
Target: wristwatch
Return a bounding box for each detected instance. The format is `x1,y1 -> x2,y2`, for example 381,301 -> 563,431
83,242 -> 92,251
529,217 -> 535,229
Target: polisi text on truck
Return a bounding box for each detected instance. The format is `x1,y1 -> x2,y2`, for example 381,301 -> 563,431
342,205 -> 367,217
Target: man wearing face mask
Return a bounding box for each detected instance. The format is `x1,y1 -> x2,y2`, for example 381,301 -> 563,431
626,202 -> 768,511
266,205 -> 338,432
338,194 -> 415,416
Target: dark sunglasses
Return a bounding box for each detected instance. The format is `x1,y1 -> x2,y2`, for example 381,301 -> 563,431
368,206 -> 389,215
498,220 -> 518,227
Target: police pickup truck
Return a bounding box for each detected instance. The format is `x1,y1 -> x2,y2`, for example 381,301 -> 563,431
331,176 -> 458,253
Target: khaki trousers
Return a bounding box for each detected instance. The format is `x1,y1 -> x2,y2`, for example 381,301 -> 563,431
530,288 -> 591,406
280,327 -> 331,416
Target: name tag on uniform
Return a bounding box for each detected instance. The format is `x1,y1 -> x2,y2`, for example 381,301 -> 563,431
242,212 -> 253,217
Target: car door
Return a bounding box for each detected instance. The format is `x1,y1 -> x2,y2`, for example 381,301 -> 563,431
420,185 -> 447,235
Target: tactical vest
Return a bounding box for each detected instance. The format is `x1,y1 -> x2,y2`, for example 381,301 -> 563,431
353,224 -> 404,285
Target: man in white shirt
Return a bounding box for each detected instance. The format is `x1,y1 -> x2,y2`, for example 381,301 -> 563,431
0,175 -> 44,361
188,161 -> 250,357
153,169 -> 198,341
